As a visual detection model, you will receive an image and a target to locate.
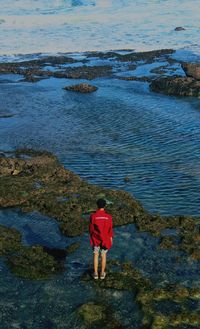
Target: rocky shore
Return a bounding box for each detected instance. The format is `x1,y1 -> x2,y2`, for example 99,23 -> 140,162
1,48 -> 200,98
1,49 -> 200,328
1,149 -> 199,327
0,150 -> 199,279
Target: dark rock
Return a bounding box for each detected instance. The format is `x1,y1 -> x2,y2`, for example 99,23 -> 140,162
181,62 -> 200,80
0,225 -> 21,256
159,236 -> 178,249
7,245 -> 63,280
119,76 -> 152,82
55,65 -> 112,79
86,49 -> 174,64
65,242 -> 80,254
174,27 -> 186,31
150,76 -> 200,97
0,150 -> 146,237
77,303 -> 106,325
64,83 -> 98,93
77,302 -> 124,329
1,150 -> 199,259
116,49 -> 175,63
123,176 -> 131,182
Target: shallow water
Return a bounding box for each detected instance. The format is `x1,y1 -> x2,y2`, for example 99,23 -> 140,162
1,0 -> 200,58
1,2 -> 200,326
0,208 -> 199,329
1,68 -> 200,216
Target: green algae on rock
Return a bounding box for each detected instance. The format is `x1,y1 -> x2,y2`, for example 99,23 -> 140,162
6,245 -> 63,280
77,303 -> 106,325
150,76 -> 200,97
0,223 -> 66,280
77,302 -> 124,329
0,224 -> 21,256
64,83 -> 98,93
0,150 -> 199,259
0,150 -> 145,238
82,260 -> 200,329
65,242 -> 80,255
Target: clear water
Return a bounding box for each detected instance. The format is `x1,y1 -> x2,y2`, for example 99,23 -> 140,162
1,2 -> 200,328
1,209 -> 199,329
1,73 -> 200,216
1,0 -> 200,59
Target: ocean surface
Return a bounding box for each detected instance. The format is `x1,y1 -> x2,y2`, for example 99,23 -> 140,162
0,0 -> 200,61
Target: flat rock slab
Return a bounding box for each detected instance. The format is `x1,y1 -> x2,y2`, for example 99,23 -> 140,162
64,83 -> 98,93
181,62 -> 200,80
150,76 -> 200,97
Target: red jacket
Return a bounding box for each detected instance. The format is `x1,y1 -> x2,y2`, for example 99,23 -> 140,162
89,209 -> 113,250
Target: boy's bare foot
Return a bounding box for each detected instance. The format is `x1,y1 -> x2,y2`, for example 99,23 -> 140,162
100,272 -> 106,280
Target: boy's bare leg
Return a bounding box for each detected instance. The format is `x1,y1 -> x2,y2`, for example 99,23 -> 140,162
101,252 -> 107,274
93,252 -> 99,274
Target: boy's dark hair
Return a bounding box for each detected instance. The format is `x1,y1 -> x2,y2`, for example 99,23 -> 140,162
97,198 -> 106,209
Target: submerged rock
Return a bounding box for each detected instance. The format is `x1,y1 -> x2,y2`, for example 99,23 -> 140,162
0,150 -> 199,259
77,302 -> 106,325
118,76 -> 152,82
181,62 -> 200,80
150,76 -> 200,97
64,83 -> 98,93
7,245 -> 63,280
54,65 -> 112,79
77,302 -> 124,329
0,149 -> 145,238
65,242 -> 80,254
0,225 -> 21,256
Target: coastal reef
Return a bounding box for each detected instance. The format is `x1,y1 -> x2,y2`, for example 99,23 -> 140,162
0,224 -> 64,279
0,149 -> 145,238
1,48 -> 200,98
150,62 -> 200,97
150,76 -> 200,97
82,261 -> 200,329
0,49 -> 175,83
0,150 -> 199,260
77,302 -> 124,329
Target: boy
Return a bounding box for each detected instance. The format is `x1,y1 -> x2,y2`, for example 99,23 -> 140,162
89,198 -> 113,280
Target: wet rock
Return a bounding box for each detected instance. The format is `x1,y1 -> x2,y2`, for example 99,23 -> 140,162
150,65 -> 168,75
174,27 -> 186,31
116,49 -> 175,63
159,236 -> 178,249
65,242 -> 80,254
0,225 -> 21,256
170,311 -> 200,327
77,302 -> 106,325
7,245 -> 63,280
123,176 -> 131,183
54,65 -> 112,79
0,150 -> 199,259
77,302 -> 124,329
0,150 -> 146,237
181,62 -> 200,80
64,83 -> 98,93
137,284 -> 200,328
150,76 -> 200,97
90,261 -> 150,292
118,76 -> 152,82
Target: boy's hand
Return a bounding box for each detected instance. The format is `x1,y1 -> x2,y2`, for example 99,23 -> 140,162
111,237 -> 113,245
